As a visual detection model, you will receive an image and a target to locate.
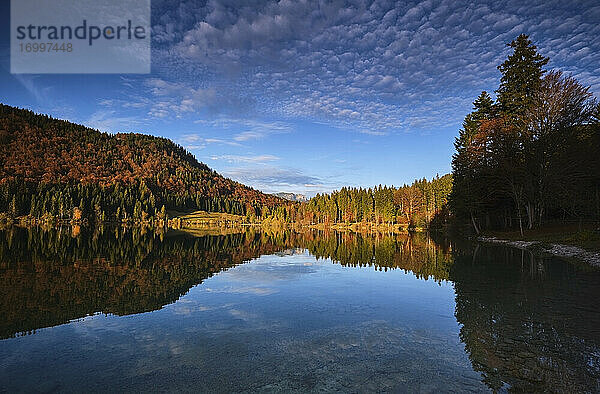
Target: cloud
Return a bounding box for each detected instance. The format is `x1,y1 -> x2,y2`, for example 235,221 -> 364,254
138,78 -> 257,118
86,110 -> 143,133
223,166 -> 324,192
195,117 -> 293,141
209,154 -> 279,163
177,133 -> 242,150
139,1 -> 600,132
203,286 -> 277,296
144,78 -> 220,117
12,74 -> 46,104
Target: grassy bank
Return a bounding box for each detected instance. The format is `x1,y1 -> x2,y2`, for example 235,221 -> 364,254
169,211 -> 427,234
168,210 -> 243,226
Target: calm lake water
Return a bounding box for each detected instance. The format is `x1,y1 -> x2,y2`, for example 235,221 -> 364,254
0,227 -> 599,392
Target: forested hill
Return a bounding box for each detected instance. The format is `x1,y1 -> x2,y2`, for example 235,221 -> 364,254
0,104 -> 283,222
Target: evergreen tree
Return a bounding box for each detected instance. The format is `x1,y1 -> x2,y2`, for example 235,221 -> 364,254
496,34 -> 549,118
451,35 -> 598,233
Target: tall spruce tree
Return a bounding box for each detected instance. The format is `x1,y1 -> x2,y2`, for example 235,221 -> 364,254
496,34 -> 549,118
450,92 -> 497,234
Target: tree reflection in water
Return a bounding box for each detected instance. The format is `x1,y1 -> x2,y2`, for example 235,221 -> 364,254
0,226 -> 599,391
0,226 -> 289,339
450,243 -> 600,392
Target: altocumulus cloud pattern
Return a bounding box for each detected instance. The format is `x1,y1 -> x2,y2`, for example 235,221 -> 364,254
148,0 -> 600,133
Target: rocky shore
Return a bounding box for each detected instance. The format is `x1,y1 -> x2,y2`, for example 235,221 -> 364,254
477,236 -> 600,267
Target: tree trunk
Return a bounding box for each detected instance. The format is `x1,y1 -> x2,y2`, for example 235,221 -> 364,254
526,202 -> 534,230
470,211 -> 480,235
596,185 -> 600,219
472,243 -> 481,265
518,215 -> 524,237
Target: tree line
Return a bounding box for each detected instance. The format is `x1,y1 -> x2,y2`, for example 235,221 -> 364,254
294,175 -> 452,228
450,35 -> 600,234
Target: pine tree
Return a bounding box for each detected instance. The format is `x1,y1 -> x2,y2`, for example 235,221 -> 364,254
496,34 -> 549,118
472,91 -> 495,120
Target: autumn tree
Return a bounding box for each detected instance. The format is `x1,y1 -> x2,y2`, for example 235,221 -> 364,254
496,34 -> 549,119
451,35 -> 599,233
520,70 -> 597,227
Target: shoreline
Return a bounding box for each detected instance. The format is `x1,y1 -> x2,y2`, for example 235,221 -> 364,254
477,236 -> 600,267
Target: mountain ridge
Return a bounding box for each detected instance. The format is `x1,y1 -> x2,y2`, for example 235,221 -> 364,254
0,103 -> 285,221
273,192 -> 308,202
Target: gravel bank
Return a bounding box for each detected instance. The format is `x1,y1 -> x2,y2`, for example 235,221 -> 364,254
477,236 -> 600,267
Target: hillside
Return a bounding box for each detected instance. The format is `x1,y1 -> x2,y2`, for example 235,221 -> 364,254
0,104 -> 284,222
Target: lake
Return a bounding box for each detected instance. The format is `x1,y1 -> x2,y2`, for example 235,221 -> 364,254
0,227 -> 599,392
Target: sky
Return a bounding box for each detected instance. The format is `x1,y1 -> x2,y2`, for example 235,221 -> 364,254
1,0 -> 599,196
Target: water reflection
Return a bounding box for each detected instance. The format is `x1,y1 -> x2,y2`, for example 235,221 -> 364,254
0,226 -> 290,339
0,227 -> 599,391
451,244 -> 600,392
304,231 -> 453,281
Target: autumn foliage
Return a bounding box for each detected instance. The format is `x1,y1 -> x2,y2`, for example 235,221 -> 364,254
0,104 -> 284,221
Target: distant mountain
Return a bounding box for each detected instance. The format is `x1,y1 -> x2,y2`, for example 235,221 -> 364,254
0,104 -> 284,221
273,192 -> 308,202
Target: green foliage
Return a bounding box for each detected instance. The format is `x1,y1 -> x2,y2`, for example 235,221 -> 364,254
298,175 -> 452,228
496,34 -> 549,118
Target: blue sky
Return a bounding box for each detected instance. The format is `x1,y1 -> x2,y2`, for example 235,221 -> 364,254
1,0 -> 599,196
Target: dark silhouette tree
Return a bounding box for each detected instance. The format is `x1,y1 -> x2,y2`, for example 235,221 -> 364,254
496,34 -> 549,119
